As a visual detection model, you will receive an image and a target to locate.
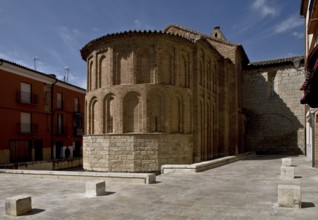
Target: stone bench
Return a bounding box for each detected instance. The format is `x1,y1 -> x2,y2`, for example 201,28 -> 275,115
161,152 -> 256,174
5,194 -> 32,216
86,181 -> 106,197
278,185 -> 301,208
282,158 -> 292,167
280,166 -> 294,180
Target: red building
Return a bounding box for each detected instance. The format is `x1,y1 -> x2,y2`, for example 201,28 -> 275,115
0,59 -> 85,164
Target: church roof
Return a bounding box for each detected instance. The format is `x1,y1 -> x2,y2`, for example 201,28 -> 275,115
164,24 -> 239,47
248,56 -> 304,67
164,24 -> 249,64
81,30 -> 196,60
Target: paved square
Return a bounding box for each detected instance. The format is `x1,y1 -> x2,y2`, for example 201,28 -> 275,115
0,155 -> 317,219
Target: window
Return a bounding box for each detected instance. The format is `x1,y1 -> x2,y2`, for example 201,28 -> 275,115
267,72 -> 276,97
74,97 -> 79,112
20,82 -> 31,104
57,93 -> 63,109
58,114 -> 64,135
20,112 -> 31,133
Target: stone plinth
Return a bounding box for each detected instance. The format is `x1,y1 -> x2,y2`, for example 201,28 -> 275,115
282,158 -> 292,167
280,166 -> 295,180
86,181 -> 106,196
5,195 -> 32,216
278,185 -> 301,208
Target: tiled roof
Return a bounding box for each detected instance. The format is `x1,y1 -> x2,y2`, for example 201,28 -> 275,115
0,58 -> 86,91
248,56 -> 305,67
80,30 -> 196,59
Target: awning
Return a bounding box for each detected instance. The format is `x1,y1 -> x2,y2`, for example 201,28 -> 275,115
300,44 -> 318,108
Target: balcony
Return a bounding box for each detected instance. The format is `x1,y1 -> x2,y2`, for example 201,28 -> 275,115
17,123 -> 38,134
16,91 -> 38,105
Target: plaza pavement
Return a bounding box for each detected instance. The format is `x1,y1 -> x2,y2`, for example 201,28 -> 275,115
0,155 -> 318,220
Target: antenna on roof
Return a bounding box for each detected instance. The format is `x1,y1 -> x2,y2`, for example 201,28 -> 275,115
64,66 -> 69,82
33,57 -> 39,70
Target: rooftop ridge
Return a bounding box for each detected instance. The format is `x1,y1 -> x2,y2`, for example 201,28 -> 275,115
0,58 -> 86,91
164,24 -> 239,47
249,55 -> 304,66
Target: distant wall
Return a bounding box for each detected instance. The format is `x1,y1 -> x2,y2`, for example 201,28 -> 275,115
243,63 -> 305,154
0,158 -> 82,170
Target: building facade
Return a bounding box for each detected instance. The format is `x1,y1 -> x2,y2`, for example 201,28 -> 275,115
81,25 -> 249,172
300,0 -> 318,167
243,57 -> 305,155
0,59 -> 85,164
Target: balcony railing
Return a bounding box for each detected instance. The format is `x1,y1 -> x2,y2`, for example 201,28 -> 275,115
16,91 -> 38,105
17,123 -> 38,134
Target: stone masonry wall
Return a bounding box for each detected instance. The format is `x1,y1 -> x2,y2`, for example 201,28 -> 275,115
83,134 -> 193,173
243,65 -> 305,154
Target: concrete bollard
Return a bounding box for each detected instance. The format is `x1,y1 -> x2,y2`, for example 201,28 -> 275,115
86,181 -> 106,197
280,166 -> 295,180
278,185 -> 301,208
282,158 -> 292,167
5,194 -> 32,216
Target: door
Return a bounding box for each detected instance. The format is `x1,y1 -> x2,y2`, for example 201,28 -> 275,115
34,140 -> 43,161
55,141 -> 63,159
10,140 -> 32,163
306,113 -> 313,162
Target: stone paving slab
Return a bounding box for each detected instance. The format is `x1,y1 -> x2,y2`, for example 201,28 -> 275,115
0,155 -> 317,219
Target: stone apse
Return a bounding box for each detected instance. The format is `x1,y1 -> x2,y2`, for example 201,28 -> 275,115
80,25 -> 247,172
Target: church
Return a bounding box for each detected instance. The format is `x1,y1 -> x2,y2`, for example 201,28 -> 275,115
80,24 -> 303,172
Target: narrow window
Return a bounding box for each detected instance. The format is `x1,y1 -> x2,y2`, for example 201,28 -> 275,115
20,112 -> 31,133
58,114 -> 64,135
74,97 -> 79,112
267,72 -> 276,97
57,93 -> 63,109
20,82 -> 31,104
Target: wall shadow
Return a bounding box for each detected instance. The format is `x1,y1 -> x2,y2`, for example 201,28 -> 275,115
243,61 -> 305,155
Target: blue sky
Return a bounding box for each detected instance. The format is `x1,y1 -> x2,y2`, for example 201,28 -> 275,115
0,0 -> 304,88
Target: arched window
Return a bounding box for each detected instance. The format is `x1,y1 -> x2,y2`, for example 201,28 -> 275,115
179,56 -> 186,87
104,94 -> 115,133
89,97 -> 98,134
88,61 -> 94,91
148,93 -> 164,132
207,60 -> 212,90
159,50 -> 172,84
171,95 -> 183,133
136,49 -> 151,84
199,59 -> 204,86
123,92 -> 141,132
114,51 -> 131,85
99,55 -> 107,88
